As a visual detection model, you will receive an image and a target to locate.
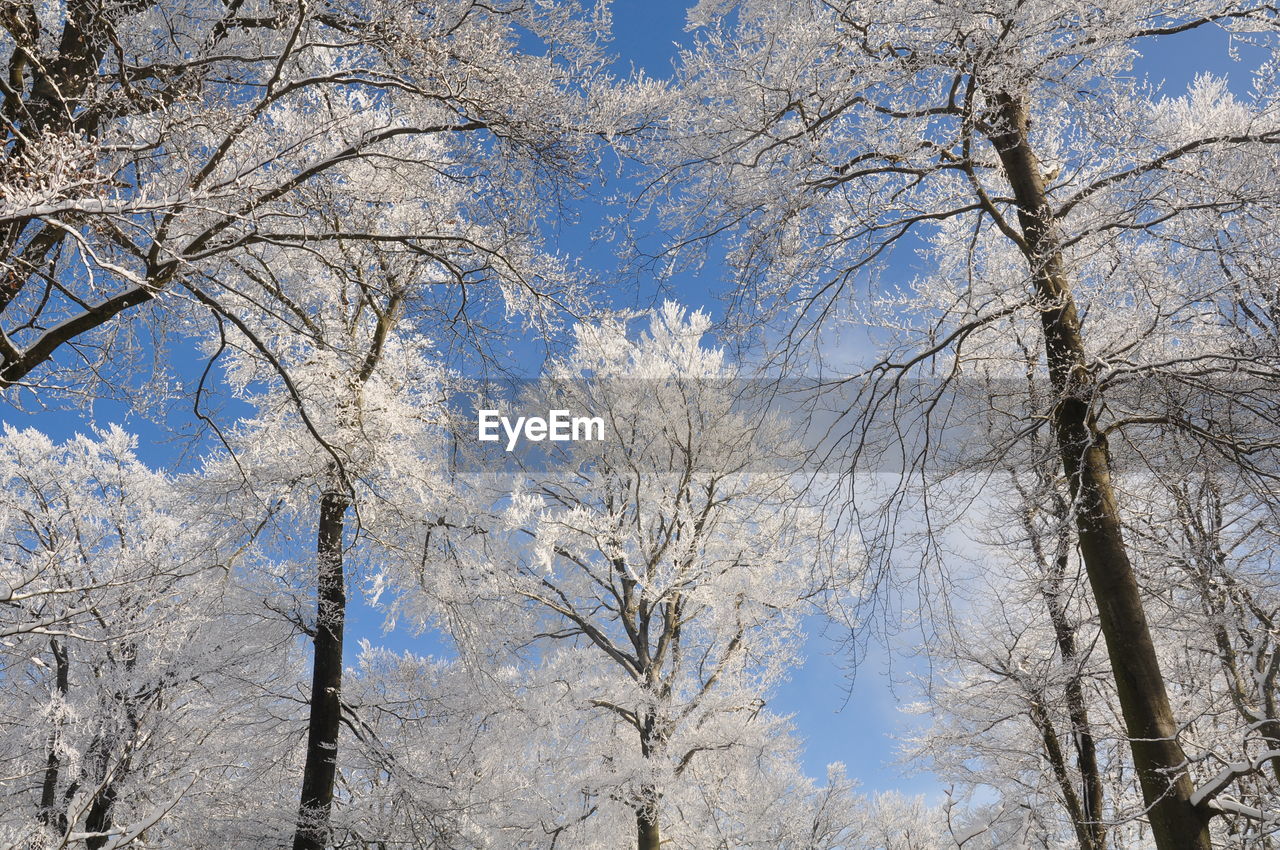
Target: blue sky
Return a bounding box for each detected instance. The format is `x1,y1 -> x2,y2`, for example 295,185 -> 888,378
7,0 -> 1273,803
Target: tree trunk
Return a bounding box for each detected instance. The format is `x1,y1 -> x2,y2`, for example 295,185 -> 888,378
293,486 -> 351,850
988,91 -> 1211,850
25,0 -> 108,137
637,807 -> 661,850
1044,567 -> 1107,850
84,643 -> 141,850
84,767 -> 121,850
38,638 -> 69,833
636,712 -> 662,850
1027,697 -> 1095,850
1031,517 -> 1107,850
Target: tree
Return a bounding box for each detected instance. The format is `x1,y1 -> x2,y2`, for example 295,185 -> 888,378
905,395 -> 1122,850
650,3 -> 1280,848
0,0 -> 638,394
3,2 -> 662,844
422,303 -> 859,849
0,425 -> 296,848
907,439 -> 1280,848
200,238 -> 463,848
1128,457 -> 1280,843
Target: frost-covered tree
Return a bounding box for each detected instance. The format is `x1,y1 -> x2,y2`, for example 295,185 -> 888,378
0,425 -> 296,848
895,404 -> 1126,850
196,238 -> 471,848
0,2 -> 661,842
337,645 -> 958,850
907,451 -> 1280,849
418,303 -> 860,849
0,0 -> 648,394
1129,461 -> 1280,844
651,3 -> 1280,846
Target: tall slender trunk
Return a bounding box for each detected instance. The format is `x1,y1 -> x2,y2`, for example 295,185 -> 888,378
38,638 -> 69,833
83,764 -> 121,850
988,92 -> 1211,850
1043,558 -> 1107,850
1024,499 -> 1105,850
290,289 -> 397,849
293,486 -> 351,850
1024,509 -> 1108,850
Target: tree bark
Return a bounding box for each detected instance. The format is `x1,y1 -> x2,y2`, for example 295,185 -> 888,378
38,638 -> 69,832
988,91 -> 1211,850
636,712 -> 662,850
1043,559 -> 1107,850
84,765 -> 121,850
1028,697 -> 1094,850
84,642 -> 141,850
293,486 -> 351,850
636,808 -> 661,850
1026,509 -> 1107,850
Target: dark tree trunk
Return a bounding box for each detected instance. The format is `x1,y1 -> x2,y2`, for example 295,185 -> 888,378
1025,509 -> 1108,850
1028,698 -> 1094,850
84,772 -> 120,850
1043,557 -> 1107,850
38,638 -> 69,833
24,0 -> 109,137
293,486 -> 351,850
989,92 -> 1211,850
